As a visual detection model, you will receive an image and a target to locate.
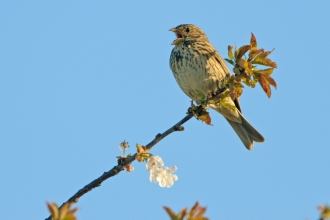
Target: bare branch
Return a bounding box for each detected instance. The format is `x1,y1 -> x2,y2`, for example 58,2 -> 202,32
45,105 -> 203,220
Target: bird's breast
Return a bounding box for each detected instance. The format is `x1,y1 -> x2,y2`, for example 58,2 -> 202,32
170,44 -> 225,102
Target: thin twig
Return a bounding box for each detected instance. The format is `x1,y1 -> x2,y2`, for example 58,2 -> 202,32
45,105 -> 204,220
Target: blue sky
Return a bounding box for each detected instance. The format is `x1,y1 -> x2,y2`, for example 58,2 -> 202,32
0,1 -> 329,219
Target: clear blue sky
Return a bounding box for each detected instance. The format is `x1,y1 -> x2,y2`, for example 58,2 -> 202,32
1,1 -> 329,219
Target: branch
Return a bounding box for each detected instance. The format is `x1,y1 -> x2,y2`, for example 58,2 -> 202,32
45,105 -> 204,220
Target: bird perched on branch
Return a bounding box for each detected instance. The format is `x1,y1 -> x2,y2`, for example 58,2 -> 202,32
169,24 -> 264,150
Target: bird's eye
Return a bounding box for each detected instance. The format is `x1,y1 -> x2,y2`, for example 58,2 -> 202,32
185,27 -> 190,33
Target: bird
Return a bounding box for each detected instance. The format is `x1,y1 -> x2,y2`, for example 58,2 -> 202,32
169,24 -> 264,150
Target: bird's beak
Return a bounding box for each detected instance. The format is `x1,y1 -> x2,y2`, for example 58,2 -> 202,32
169,28 -> 178,32
169,28 -> 183,45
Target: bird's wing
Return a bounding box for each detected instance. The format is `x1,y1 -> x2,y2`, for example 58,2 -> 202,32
211,43 -> 243,113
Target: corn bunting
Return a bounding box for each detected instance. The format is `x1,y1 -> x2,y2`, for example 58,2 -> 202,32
169,24 -> 264,150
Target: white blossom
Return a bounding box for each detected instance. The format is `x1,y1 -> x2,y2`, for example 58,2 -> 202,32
149,167 -> 161,183
146,155 -> 164,171
126,165 -> 134,173
150,166 -> 178,188
146,155 -> 178,188
119,141 -> 129,151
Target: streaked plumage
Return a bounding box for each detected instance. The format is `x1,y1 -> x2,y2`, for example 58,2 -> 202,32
169,24 -> 264,150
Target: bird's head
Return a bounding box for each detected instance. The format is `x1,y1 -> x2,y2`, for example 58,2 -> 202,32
170,24 -> 208,46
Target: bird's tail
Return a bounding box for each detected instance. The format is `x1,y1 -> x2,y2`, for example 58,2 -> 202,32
226,112 -> 264,150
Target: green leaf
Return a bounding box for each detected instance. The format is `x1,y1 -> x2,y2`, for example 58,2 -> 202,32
254,49 -> 274,59
236,45 -> 250,60
265,75 -> 277,88
47,203 -> 59,220
224,58 -> 234,65
237,59 -> 254,75
187,202 -> 209,220
224,33 -> 277,100
163,206 -> 180,220
319,205 -> 330,219
187,202 -> 199,219
177,208 -> 188,219
248,48 -> 264,60
253,68 -> 274,76
258,75 -> 271,98
242,76 -> 256,88
250,33 -> 257,51
234,45 -> 238,58
228,45 -> 234,60
252,57 -> 277,68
